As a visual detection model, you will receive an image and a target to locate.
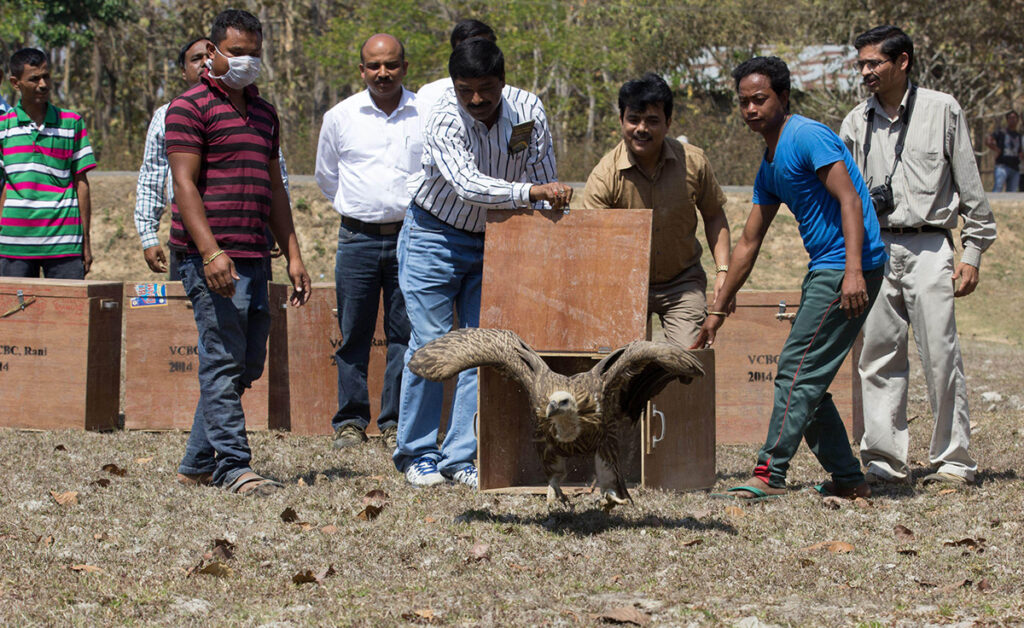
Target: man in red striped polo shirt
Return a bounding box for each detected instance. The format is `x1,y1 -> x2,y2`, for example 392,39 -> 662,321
0,48 -> 96,278
166,9 -> 311,496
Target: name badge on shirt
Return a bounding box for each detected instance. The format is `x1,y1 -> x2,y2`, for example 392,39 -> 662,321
508,120 -> 535,155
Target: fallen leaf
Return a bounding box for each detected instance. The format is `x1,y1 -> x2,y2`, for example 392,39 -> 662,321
368,475 -> 386,481
197,561 -> 232,577
280,507 -> 299,523
35,535 -> 55,546
357,504 -> 383,521
801,541 -> 854,554
295,522 -> 315,531
466,542 -> 490,562
50,490 -> 78,506
853,497 -> 872,509
204,539 -> 234,561
320,524 -> 339,535
610,574 -> 623,584
594,605 -> 650,626
893,524 -> 915,542
822,496 -> 844,510
424,516 -> 436,524
362,489 -> 390,506
69,564 -> 103,573
292,570 -> 318,584
91,478 -> 111,488
978,578 -> 992,591
943,537 -> 985,552
297,478 -> 307,487
93,532 -> 108,542
938,488 -> 957,496
101,463 -> 127,477
798,557 -> 815,567
274,433 -> 286,440
134,457 -> 153,465
53,444 -> 67,451
724,506 -> 744,518
897,548 -> 918,556
680,538 -> 703,547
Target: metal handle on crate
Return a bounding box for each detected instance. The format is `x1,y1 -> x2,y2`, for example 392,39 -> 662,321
650,406 -> 666,450
1,290 -> 37,318
776,300 -> 796,324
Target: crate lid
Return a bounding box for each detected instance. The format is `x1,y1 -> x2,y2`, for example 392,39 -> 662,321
0,278 -> 123,300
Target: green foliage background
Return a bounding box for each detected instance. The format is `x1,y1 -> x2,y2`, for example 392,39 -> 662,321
1,0 -> 1022,182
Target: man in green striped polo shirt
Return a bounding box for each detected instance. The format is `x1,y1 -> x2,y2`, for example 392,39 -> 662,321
0,48 -> 96,279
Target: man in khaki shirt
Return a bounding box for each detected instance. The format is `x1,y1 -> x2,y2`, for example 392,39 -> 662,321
583,73 -> 731,347
840,26 -> 996,488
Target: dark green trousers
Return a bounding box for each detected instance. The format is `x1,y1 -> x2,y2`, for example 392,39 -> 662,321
753,267 -> 883,489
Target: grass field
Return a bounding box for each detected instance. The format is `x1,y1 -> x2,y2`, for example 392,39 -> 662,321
1,176 -> 1022,625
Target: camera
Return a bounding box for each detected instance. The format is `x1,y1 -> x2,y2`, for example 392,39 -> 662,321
869,181 -> 894,216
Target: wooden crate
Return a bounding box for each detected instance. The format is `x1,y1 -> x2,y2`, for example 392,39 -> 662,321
268,283 -> 452,436
711,290 -> 862,444
477,350 -> 715,493
0,278 -> 122,430
123,281 -> 273,430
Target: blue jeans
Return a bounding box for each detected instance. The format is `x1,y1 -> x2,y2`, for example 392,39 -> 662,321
332,222 -> 408,433
0,256 -> 85,279
394,204 -> 482,476
993,163 -> 1020,192
177,255 -> 271,487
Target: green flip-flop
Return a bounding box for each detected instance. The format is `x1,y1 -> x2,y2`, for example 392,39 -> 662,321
710,485 -> 783,501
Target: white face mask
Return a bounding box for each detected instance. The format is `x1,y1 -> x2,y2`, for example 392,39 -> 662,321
207,46 -> 261,89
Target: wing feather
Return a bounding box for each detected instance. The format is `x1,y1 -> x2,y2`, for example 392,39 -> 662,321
591,341 -> 705,421
408,328 -> 547,393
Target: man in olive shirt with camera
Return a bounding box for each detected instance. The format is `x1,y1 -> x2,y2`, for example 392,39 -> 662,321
840,26 -> 996,488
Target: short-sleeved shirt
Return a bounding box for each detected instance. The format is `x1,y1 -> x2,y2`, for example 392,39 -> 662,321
752,114 -> 886,272
165,70 -> 280,258
991,129 -> 1021,170
0,102 -> 96,259
583,137 -> 727,283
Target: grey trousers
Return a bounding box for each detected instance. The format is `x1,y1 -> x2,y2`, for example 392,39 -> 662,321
858,231 -> 975,481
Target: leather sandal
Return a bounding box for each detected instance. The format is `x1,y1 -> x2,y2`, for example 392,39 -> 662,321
225,472 -> 284,496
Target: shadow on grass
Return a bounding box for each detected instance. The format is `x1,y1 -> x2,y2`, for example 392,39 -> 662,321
974,468 -> 1019,486
286,466 -> 363,484
453,507 -> 738,536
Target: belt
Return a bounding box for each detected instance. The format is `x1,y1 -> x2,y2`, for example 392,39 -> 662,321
881,225 -> 948,235
341,215 -> 403,236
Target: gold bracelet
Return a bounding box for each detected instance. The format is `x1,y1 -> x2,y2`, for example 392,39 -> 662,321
203,249 -> 225,266
716,265 -> 729,273
708,311 -> 729,317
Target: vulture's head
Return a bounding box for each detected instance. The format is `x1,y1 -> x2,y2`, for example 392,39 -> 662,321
545,390 -> 581,442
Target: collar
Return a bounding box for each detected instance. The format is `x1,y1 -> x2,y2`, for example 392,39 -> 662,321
866,82 -> 911,120
14,101 -> 58,127
200,68 -> 260,101
615,137 -> 678,173
359,86 -> 415,116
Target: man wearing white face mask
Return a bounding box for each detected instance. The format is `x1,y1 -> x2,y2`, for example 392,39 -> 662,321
166,9 -> 311,496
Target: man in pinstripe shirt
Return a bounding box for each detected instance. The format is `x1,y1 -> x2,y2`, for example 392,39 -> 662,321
396,39 -> 569,488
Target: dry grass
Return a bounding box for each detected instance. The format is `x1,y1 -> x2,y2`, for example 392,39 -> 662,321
2,176 -> 1021,625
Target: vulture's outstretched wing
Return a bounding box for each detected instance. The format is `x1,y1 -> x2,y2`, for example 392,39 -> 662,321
408,328 -> 548,393
591,342 -> 705,421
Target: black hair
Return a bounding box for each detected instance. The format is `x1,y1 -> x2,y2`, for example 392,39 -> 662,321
731,56 -> 791,96
209,9 -> 262,46
9,48 -> 49,79
1007,110 -> 1019,120
618,73 -> 673,120
177,37 -> 209,69
450,19 -> 496,49
448,39 -> 504,82
854,25 -> 914,72
359,34 -> 406,63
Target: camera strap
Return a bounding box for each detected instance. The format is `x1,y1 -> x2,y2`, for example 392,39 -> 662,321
863,83 -> 917,185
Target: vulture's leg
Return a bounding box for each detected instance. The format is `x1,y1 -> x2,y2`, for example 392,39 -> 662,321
594,449 -> 630,512
543,449 -> 571,508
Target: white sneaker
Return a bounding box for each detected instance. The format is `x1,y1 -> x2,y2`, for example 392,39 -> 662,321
405,458 -> 444,487
450,465 -> 478,489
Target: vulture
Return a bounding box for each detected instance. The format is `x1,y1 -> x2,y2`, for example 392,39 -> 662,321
408,328 -> 705,510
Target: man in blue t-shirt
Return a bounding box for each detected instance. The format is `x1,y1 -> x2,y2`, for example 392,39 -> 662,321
692,56 -> 887,501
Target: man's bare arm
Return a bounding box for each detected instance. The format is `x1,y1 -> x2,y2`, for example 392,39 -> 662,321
75,172 -> 92,275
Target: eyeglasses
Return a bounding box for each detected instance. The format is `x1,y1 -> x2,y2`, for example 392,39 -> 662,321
854,58 -> 891,72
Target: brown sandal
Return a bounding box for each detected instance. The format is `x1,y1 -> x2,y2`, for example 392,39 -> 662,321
225,472 -> 284,496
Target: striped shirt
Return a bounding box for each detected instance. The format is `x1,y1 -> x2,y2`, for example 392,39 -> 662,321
135,101 -> 290,250
0,102 -> 96,259
165,71 -> 280,258
412,86 -> 557,232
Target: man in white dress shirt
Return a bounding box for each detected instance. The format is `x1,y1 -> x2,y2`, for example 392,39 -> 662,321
315,34 -> 422,451
395,39 -> 570,488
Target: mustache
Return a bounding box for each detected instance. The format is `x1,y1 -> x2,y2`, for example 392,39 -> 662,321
468,101 -> 492,109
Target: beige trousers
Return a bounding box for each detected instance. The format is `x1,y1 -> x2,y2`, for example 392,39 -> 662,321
648,263 -> 707,349
858,231 -> 975,481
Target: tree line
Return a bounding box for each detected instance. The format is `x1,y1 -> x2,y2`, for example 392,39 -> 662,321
1,0 -> 1022,183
